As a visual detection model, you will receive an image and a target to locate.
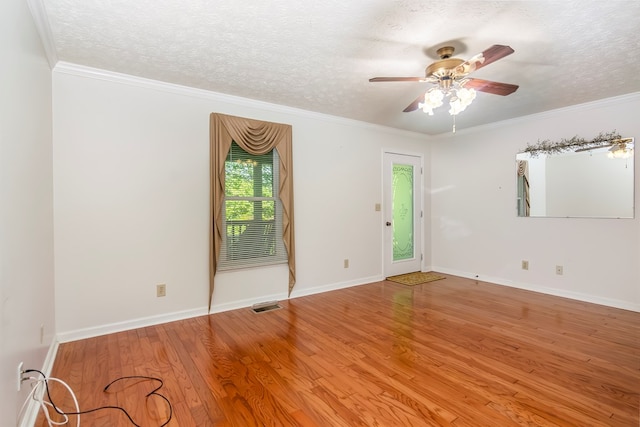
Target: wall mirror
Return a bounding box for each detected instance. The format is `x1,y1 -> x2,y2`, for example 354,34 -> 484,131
516,138 -> 634,218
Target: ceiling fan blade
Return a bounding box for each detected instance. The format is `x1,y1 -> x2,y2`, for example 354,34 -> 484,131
475,45 -> 515,70
403,93 -> 425,112
369,77 -> 426,82
463,78 -> 519,96
455,44 -> 515,75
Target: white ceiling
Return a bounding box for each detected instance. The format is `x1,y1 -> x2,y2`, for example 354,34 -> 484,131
37,0 -> 640,135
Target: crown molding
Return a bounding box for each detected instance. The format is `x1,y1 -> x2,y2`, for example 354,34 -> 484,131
53,61 -> 431,142
26,0 -> 58,68
49,60 -> 640,143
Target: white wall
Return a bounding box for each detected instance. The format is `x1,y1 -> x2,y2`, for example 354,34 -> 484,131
431,93 -> 640,310
52,64 -> 431,340
0,0 -> 55,424
51,61 -> 639,344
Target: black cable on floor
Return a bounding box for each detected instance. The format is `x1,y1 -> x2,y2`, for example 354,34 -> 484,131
26,369 -> 173,427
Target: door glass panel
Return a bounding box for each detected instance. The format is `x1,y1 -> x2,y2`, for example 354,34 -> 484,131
392,163 -> 414,261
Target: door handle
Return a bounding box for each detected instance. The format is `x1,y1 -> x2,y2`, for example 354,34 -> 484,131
386,221 -> 392,226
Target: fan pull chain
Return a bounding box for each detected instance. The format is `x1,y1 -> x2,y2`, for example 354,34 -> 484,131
452,114 -> 456,133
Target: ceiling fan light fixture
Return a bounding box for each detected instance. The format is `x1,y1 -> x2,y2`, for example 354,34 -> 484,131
419,85 -> 477,116
419,88 -> 445,115
449,87 -> 476,115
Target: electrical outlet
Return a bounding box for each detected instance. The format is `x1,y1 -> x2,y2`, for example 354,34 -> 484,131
521,260 -> 529,270
343,259 -> 349,268
17,362 -> 24,391
157,284 -> 166,297
555,265 -> 563,275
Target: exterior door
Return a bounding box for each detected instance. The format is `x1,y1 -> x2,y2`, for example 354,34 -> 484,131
383,152 -> 422,277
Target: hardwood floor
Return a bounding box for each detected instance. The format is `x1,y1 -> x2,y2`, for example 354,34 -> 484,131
36,274 -> 639,426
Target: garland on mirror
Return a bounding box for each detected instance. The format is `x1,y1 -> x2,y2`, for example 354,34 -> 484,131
522,130 -> 622,157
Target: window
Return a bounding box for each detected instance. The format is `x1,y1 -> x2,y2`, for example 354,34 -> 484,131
209,112 -> 296,308
218,141 -> 287,270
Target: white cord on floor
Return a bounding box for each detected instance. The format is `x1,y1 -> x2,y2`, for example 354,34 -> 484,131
19,376 -> 80,427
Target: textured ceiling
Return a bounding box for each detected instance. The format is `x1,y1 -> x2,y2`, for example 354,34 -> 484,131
39,0 -> 640,135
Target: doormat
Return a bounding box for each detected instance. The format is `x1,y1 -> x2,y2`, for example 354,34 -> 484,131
386,271 -> 445,286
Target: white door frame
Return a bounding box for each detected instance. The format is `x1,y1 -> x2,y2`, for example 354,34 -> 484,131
383,151 -> 424,277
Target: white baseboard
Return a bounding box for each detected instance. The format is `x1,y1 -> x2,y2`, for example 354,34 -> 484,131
19,339 -> 60,427
289,275 -> 385,299
41,338 -> 59,377
433,266 -> 640,312
59,267 -> 636,344
210,275 -> 385,313
57,276 -> 386,342
57,307 -> 209,343
53,268 -> 639,344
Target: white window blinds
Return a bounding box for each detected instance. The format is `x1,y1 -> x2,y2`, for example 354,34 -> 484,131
218,142 -> 288,270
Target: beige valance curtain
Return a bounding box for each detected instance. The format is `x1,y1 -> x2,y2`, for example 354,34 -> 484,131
209,113 -> 295,311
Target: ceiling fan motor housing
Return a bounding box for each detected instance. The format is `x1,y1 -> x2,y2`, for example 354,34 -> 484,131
426,58 -> 465,78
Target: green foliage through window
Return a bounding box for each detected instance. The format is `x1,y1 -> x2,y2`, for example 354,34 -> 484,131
225,142 -> 274,221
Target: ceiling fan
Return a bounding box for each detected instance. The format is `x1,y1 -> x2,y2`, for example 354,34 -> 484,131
370,44 -> 519,115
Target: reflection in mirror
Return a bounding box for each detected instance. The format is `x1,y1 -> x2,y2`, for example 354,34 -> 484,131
516,138 -> 634,218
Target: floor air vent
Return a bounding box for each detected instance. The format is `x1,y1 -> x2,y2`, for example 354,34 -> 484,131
251,301 -> 281,314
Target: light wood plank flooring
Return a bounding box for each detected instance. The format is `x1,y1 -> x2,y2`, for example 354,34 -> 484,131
36,274 -> 639,426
